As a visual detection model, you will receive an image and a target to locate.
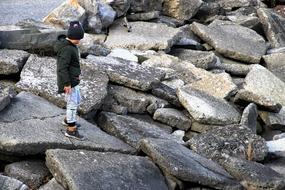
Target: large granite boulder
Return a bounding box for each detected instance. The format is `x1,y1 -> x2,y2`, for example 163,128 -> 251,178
16,54 -> 109,114
162,0 -> 203,21
104,0 -> 131,17
4,160 -> 51,189
46,149 -> 168,190
219,155 -> 285,190
263,53 -> 285,83
212,0 -> 260,9
257,8 -> 285,48
218,56 -> 255,76
127,11 -> 160,21
104,20 -> 182,52
191,20 -> 267,64
234,64 -> 285,111
188,124 -> 268,162
0,175 -> 28,190
139,138 -> 242,190
265,157 -> 285,178
0,25 -> 66,53
130,0 -> 164,13
86,55 -> 165,91
177,86 -> 241,125
153,108 -> 191,131
107,84 -> 170,114
97,112 -> 179,148
0,49 -> 30,75
39,178 -> 65,190
0,84 -> 11,112
43,1 -> 86,29
142,53 -> 237,99
78,33 -> 108,55
0,92 -> 135,156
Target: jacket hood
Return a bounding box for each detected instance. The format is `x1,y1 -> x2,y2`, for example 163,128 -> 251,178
54,34 -> 73,53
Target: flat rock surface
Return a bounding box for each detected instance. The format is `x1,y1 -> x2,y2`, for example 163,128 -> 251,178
0,174 -> 28,190
237,64 -> 285,109
139,138 -> 242,190
104,20 -> 182,52
0,92 -> 135,156
263,53 -> 285,83
46,149 -> 168,190
188,124 -> 268,162
39,178 -> 65,190
191,20 -> 267,63
177,86 -> 241,125
86,55 -> 165,91
97,112 -> 179,148
16,54 -> 109,114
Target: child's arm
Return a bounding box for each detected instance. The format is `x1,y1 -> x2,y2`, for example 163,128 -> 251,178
58,47 -> 72,93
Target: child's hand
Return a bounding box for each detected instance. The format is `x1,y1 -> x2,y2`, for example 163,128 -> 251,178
64,85 -> 72,94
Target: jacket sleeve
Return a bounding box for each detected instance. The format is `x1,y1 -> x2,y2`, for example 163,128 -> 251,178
57,47 -> 71,87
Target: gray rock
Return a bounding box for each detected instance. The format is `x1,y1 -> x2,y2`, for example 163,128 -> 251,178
46,149 -> 168,190
108,48 -> 138,62
227,15 -> 260,29
0,175 -> 29,190
219,155 -> 285,190
235,64 -> 285,111
98,2 -> 116,28
86,55 -> 165,91
0,25 -> 66,53
39,178 -> 65,190
106,0 -> 131,17
213,0 -> 260,9
162,0 -> 202,21
219,56 -> 255,76
153,15 -> 185,27
257,8 -> 285,48
78,33 -> 107,55
240,103 -> 258,133
4,160 -> 51,189
139,138 -> 242,190
97,112 -> 179,148
128,114 -> 173,133
190,122 -> 220,133
0,85 -> 11,112
153,108 -> 191,131
175,25 -> 201,46
151,82 -> 182,107
127,11 -> 160,21
0,49 -> 30,75
16,54 -> 109,114
263,53 -> 285,83
104,20 -> 182,52
188,124 -> 268,162
177,86 -> 241,125
43,1 -> 86,29
130,0 -> 163,13
101,94 -> 128,115
264,157 -> 285,178
0,92 -> 135,156
191,20 -> 267,64
170,49 -> 217,70
107,84 -> 170,114
259,108 -> 285,131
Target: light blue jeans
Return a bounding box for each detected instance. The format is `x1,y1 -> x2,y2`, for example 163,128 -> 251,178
65,86 -> 81,124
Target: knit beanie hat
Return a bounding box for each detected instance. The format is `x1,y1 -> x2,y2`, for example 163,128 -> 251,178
67,21 -> 84,40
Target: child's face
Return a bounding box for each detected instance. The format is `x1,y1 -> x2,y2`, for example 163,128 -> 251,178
71,39 -> 80,45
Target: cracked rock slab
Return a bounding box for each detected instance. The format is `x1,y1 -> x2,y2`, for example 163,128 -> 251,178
177,86 -> 241,125
139,138 -> 242,190
97,112 -> 179,148
188,124 -> 268,162
16,54 -> 109,114
191,20 -> 267,63
0,92 -> 135,156
46,149 -> 168,190
235,64 -> 285,111
39,178 -> 65,190
0,49 -> 30,75
86,55 -> 165,91
263,53 -> 285,83
104,20 -> 182,52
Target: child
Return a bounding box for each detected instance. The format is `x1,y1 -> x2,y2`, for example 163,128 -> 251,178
55,21 -> 84,140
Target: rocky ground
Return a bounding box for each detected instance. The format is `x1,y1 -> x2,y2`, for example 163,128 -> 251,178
1,0 -> 285,190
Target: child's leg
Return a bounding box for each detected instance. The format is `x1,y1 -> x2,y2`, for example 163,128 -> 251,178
66,88 -> 78,126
